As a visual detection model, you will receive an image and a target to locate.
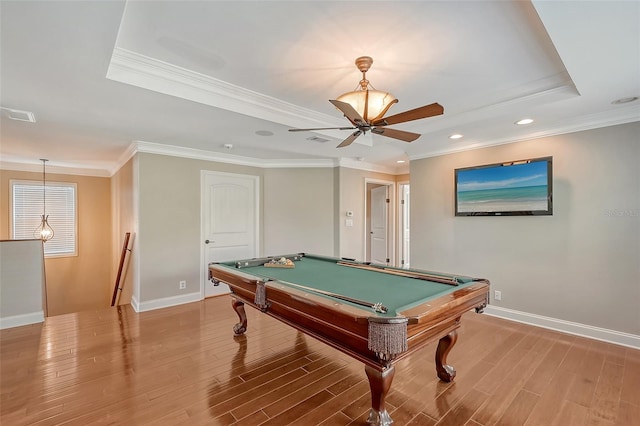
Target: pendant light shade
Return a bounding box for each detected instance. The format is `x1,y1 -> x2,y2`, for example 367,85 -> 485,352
33,159 -> 54,242
336,89 -> 397,123
335,56 -> 398,123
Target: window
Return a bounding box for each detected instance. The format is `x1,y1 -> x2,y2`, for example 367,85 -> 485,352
11,180 -> 77,257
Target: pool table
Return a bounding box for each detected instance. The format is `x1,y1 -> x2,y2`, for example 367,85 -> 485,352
209,253 -> 489,425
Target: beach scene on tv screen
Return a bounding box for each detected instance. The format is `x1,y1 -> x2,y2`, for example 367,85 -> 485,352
456,161 -> 549,213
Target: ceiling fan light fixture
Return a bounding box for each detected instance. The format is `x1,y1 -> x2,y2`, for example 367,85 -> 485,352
336,56 -> 398,123
336,89 -> 397,123
289,56 -> 443,149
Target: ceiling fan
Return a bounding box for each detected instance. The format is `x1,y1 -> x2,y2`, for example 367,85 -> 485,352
289,56 -> 444,148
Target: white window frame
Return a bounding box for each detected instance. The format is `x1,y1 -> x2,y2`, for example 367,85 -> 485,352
10,179 -> 78,258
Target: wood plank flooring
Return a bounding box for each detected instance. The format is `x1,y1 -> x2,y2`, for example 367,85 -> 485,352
1,296 -> 638,425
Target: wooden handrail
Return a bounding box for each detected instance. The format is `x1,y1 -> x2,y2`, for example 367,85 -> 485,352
111,232 -> 131,306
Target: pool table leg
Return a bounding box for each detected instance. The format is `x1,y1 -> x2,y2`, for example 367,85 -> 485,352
231,297 -> 248,335
365,364 -> 394,426
435,330 -> 458,382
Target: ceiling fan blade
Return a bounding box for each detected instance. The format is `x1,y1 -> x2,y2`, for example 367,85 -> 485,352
289,126 -> 356,132
329,100 -> 367,126
336,130 -> 362,148
371,127 -> 421,142
371,103 -> 444,126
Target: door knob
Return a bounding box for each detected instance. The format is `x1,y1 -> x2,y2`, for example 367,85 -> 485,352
205,239 -> 211,244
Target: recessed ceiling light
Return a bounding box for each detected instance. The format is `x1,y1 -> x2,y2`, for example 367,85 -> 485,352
611,96 -> 638,105
255,130 -> 274,136
396,160 -> 406,164
449,134 -> 463,140
515,118 -> 534,125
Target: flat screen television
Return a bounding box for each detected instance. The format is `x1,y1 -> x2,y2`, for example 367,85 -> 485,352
455,156 -> 553,216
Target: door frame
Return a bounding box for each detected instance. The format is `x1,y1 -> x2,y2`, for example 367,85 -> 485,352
199,170 -> 260,299
397,180 -> 410,268
363,178 -> 396,265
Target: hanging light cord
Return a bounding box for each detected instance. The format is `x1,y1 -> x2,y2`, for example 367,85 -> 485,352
41,159 -> 47,216
35,158 -> 55,242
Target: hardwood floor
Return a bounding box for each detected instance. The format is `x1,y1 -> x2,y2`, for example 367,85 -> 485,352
1,296 -> 638,425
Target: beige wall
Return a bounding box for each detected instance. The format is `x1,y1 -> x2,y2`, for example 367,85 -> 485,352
0,169 -> 112,316
338,167 -> 408,262
111,158 -> 135,306
135,153 -> 265,306
263,168 -> 335,256
0,239 -> 45,326
410,122 -> 640,335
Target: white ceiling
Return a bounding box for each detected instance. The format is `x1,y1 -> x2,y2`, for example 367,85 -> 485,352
1,1 -> 638,176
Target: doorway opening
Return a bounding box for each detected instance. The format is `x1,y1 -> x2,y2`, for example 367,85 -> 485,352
364,179 -> 395,266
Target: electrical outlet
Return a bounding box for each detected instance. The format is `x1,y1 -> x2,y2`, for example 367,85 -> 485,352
494,290 -> 502,301
179,280 -> 186,290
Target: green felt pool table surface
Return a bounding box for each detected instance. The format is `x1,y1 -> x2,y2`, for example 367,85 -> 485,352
217,254 -> 478,316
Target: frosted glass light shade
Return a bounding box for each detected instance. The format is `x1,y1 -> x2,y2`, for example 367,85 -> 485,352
337,89 -> 397,123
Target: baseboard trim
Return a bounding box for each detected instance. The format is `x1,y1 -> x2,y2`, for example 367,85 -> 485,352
484,305 -> 640,350
0,311 -> 45,329
130,294 -> 140,312
131,292 -> 202,313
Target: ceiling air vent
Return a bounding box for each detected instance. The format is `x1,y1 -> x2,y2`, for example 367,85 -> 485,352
1,107 -> 36,123
306,136 -> 330,143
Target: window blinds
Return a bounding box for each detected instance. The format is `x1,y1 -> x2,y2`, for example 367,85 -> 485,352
12,181 -> 77,256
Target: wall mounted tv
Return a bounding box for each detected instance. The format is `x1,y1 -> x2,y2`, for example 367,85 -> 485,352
455,156 -> 553,216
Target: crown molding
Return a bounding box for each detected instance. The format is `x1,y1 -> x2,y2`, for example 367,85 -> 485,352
6,108 -> 635,177
337,158 -> 404,175
132,140 -> 408,174
132,141 -> 338,169
132,140 -> 409,174
1,142 -> 405,177
410,107 -> 640,161
111,142 -> 138,175
106,47 -> 347,136
0,160 -> 111,177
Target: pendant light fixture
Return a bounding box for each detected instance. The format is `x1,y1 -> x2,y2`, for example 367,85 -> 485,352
336,56 -> 398,123
33,158 -> 54,242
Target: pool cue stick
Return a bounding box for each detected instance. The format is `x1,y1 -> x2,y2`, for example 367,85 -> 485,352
382,268 -> 460,286
337,261 -> 459,286
276,280 -> 388,313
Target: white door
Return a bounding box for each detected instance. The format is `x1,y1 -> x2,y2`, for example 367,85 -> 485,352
400,184 -> 410,268
202,171 -> 259,297
370,185 -> 389,265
